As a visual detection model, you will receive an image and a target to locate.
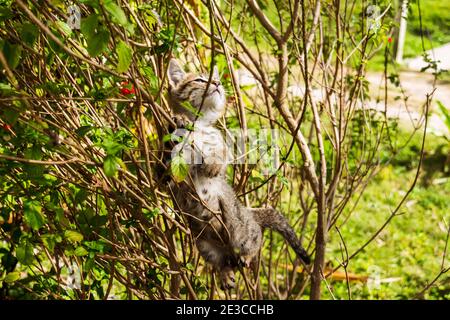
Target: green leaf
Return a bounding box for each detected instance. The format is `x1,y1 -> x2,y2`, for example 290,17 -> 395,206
16,241 -> 34,265
139,4 -> 161,27
0,83 -> 15,95
101,133 -> 127,155
185,262 -> 194,271
75,125 -> 94,137
24,145 -> 42,160
143,208 -> 159,220
437,101 -> 450,131
141,66 -> 158,94
87,29 -> 110,57
90,215 -> 108,227
163,133 -> 183,143
80,14 -> 110,56
116,40 -> 132,73
103,155 -> 119,177
41,234 -> 56,253
79,0 -> 99,8
104,0 -> 127,26
1,41 -> 22,70
74,246 -> 89,257
80,14 -> 99,40
170,154 -> 188,182
55,20 -> 73,37
84,240 -> 106,253
0,7 -> 13,21
20,23 -> 39,46
278,174 -> 290,189
104,0 -> 134,34
23,200 -> 46,231
65,230 -> 84,243
4,272 -> 21,283
84,257 -> 95,271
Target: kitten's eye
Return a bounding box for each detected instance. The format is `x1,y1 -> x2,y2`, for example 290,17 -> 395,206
194,78 -> 208,83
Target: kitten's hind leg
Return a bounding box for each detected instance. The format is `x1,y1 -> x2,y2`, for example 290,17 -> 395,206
219,266 -> 236,290
196,239 -> 237,289
251,207 -> 311,265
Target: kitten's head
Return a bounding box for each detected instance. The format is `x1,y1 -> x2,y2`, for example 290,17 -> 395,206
167,59 -> 226,125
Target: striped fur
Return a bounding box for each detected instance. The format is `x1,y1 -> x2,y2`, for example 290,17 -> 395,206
166,59 -> 310,290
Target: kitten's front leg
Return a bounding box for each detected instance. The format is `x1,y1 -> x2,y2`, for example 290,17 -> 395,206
197,145 -> 227,177
196,161 -> 225,178
156,115 -> 191,182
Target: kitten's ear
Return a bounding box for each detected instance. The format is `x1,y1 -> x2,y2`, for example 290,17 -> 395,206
213,65 -> 219,79
168,59 -> 185,86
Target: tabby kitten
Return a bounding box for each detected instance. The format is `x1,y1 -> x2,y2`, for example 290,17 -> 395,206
167,59 -> 310,289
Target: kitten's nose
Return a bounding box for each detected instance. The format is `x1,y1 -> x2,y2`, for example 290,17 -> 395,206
212,80 -> 220,87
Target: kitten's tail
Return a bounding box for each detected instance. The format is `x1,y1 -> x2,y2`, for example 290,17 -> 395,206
251,207 -> 311,265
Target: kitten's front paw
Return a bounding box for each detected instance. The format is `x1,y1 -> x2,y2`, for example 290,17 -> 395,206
172,114 -> 190,129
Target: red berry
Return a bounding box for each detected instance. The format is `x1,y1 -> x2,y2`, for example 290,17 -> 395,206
3,124 -> 11,131
388,37 -> 392,43
120,81 -> 135,95
120,88 -> 131,95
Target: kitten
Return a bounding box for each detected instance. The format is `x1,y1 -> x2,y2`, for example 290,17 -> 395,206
166,59 -> 310,289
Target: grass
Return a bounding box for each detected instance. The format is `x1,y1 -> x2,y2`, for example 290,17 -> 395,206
323,132 -> 450,299
248,110 -> 450,299
403,0 -> 450,58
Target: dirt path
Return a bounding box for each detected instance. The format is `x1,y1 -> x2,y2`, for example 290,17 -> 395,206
366,70 -> 450,136
366,41 -> 450,135
404,43 -> 450,73
237,48 -> 450,136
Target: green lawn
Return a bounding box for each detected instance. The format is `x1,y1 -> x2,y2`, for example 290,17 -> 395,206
404,0 -> 450,58
367,0 -> 450,70
324,132 -> 450,299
